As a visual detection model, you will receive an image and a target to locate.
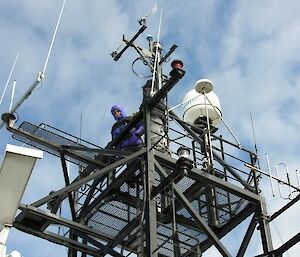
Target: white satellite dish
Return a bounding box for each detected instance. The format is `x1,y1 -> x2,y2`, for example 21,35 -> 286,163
182,79 -> 222,128
195,79 -> 213,94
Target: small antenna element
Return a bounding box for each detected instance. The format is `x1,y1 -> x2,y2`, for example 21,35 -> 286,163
42,0 -> 67,76
9,80 -> 16,112
0,1 -> 66,130
250,112 -> 259,155
266,153 -> 275,197
275,162 -> 292,199
150,7 -> 163,95
0,52 -> 19,107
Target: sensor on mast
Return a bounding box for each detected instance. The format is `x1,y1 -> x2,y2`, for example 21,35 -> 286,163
182,79 -> 222,128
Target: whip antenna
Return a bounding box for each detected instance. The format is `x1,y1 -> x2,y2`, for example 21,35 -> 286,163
9,80 -> 16,113
150,8 -> 163,95
139,4 -> 157,25
250,112 -> 259,156
43,0 -> 66,76
0,52 -> 19,107
0,0 -> 66,129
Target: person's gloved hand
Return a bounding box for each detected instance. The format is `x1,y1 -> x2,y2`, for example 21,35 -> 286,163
134,126 -> 144,137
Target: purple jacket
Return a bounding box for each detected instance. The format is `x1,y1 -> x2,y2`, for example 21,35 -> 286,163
111,105 -> 144,149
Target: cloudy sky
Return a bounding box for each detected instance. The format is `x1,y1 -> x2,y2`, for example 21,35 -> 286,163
0,0 -> 299,256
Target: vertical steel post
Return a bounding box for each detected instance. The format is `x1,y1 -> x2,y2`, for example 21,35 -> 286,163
143,101 -> 158,257
258,200 -> 274,255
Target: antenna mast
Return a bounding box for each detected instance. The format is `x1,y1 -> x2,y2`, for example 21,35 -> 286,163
0,0 -> 67,130
0,52 -> 19,108
42,0 -> 66,76
150,8 -> 163,95
250,112 -> 259,157
2,4 -> 299,257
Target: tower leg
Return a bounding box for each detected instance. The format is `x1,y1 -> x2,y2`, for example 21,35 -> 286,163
143,103 -> 158,257
258,199 -> 273,255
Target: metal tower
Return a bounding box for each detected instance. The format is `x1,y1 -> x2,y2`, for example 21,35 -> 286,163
1,15 -> 299,257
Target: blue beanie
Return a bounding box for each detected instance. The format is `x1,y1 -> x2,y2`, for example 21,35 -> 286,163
111,104 -> 126,121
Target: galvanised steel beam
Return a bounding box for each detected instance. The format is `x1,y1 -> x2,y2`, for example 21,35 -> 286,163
60,153 -> 77,221
77,150 -> 132,213
37,153 -> 78,232
270,193 -> 300,222
15,151 -> 141,230
106,217 -> 140,250
176,183 -> 232,257
31,148 -> 146,208
176,187 -> 232,256
154,151 -> 261,203
7,125 -> 106,168
14,224 -> 102,256
152,144 -> 261,257
257,200 -> 274,254
255,232 -> 300,257
153,159 -> 232,257
78,175 -> 105,215
77,158 -> 143,220
190,204 -> 257,256
15,203 -> 114,243
75,231 -> 124,257
144,103 -> 158,257
168,110 -> 254,192
236,214 -> 258,257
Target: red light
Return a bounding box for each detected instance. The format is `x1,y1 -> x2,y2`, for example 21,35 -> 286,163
171,59 -> 183,69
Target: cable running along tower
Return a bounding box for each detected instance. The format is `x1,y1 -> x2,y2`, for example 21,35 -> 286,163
1,7 -> 300,257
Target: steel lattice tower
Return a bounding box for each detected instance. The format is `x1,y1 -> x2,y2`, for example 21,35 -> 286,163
2,18 -> 299,257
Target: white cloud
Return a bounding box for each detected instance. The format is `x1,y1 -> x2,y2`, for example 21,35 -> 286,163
0,0 -> 299,256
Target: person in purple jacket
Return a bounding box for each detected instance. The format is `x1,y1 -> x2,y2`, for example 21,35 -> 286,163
111,104 -> 144,151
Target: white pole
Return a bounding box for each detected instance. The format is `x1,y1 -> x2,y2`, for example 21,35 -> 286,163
0,0 -> 67,130
204,93 -> 242,148
0,73 -> 43,129
0,225 -> 12,257
203,92 -> 214,167
150,8 -> 163,95
266,153 -> 275,197
42,0 -> 67,76
168,95 -> 201,112
296,169 -> 300,189
0,52 -> 19,107
9,80 -> 16,113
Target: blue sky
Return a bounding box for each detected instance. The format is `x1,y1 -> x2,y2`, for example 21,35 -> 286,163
0,0 -> 300,256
